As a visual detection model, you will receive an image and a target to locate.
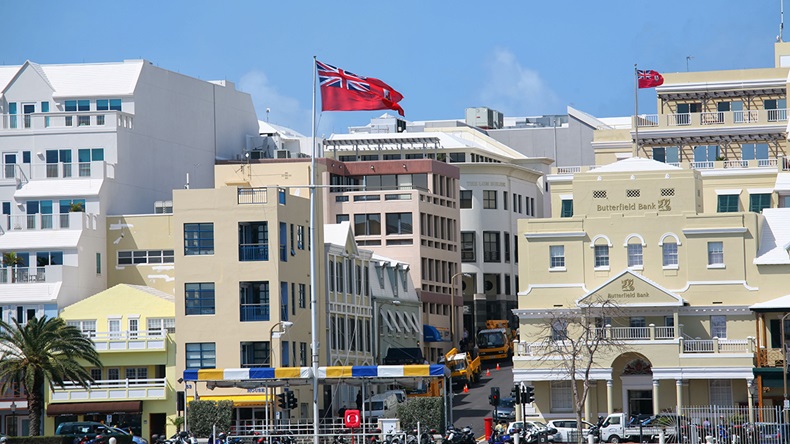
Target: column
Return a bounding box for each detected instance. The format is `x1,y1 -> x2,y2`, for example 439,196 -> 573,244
747,379 -> 755,425
652,379 -> 660,415
585,381 -> 596,422
606,380 -> 614,415
675,379 -> 683,416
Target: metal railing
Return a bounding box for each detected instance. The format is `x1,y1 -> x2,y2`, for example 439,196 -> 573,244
239,188 -> 268,204
0,111 -> 134,131
636,109 -> 787,128
239,244 -> 269,261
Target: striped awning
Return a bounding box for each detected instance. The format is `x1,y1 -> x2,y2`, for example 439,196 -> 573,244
183,365 -> 448,383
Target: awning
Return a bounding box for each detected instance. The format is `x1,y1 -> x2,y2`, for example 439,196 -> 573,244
319,364 -> 447,379
183,367 -> 312,382
183,364 -> 449,383
199,394 -> 271,406
423,324 -> 444,342
47,400 -> 142,416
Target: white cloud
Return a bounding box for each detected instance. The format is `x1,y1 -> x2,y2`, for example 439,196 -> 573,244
478,48 -> 561,116
239,70 -> 334,136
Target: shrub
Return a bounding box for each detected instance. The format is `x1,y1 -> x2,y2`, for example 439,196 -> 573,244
186,400 -> 234,437
394,397 -> 445,433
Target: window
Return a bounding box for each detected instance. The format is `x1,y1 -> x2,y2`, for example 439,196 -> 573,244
560,199 -> 573,217
550,245 -> 565,269
594,245 -> 609,268
118,250 -> 175,265
241,342 -> 270,367
461,232 -> 476,262
281,282 -> 289,321
147,318 -> 176,334
662,242 -> 678,267
66,320 -> 97,338
717,194 -> 739,213
354,214 -> 381,236
652,147 -> 680,164
711,315 -> 727,339
460,190 -> 472,209
386,213 -> 413,235
483,190 -> 497,209
238,222 -> 269,261
280,222 -> 288,262
709,380 -> 733,406
96,252 -> 101,274
278,188 -> 287,205
240,281 -> 270,321
504,232 -> 511,262
693,145 -> 720,162
503,192 -> 508,210
186,343 -> 216,368
483,231 -> 501,262
297,225 -> 305,250
707,241 -> 724,266
185,283 -> 215,315
551,321 -> 568,341
125,367 -> 148,383
299,283 -> 307,308
749,194 -> 771,213
336,214 -> 349,223
184,223 -> 214,255
627,243 -> 643,268
741,143 -> 769,160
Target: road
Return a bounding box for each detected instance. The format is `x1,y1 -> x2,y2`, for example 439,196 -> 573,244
451,359 -> 514,437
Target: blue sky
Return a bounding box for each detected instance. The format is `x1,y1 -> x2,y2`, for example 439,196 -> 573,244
3,1 -> 782,136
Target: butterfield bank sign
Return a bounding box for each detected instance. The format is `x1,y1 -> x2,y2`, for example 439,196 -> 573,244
595,198 -> 672,213
602,278 -> 649,300
582,273 -> 682,307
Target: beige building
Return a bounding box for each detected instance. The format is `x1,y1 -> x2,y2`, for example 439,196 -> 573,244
515,42 -> 790,423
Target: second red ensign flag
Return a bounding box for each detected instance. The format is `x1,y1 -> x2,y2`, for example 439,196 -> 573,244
637,69 -> 664,88
316,60 -> 404,116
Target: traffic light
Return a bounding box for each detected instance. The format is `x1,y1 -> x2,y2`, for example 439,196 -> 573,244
511,385 -> 521,404
489,387 -> 500,406
286,391 -> 297,410
277,392 -> 287,409
522,385 -> 536,404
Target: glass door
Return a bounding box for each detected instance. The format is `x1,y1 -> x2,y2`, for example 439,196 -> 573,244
22,103 -> 35,129
4,153 -> 16,179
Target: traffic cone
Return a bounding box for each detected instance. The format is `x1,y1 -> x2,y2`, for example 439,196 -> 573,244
463,384 -> 469,393
496,363 -> 501,371
486,368 -> 491,377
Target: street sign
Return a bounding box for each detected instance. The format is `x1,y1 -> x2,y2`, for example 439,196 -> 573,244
344,409 -> 361,428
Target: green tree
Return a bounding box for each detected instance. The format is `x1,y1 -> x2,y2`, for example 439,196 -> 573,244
3,252 -> 25,283
0,316 -> 102,435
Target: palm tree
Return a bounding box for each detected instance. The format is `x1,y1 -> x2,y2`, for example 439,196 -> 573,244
0,316 -> 102,435
3,252 -> 25,283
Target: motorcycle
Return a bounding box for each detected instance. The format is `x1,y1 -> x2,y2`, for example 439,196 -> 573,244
445,425 -> 475,444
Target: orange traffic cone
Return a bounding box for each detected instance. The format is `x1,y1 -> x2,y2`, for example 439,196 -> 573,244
463,384 -> 469,393
486,368 -> 491,377
496,363 -> 501,371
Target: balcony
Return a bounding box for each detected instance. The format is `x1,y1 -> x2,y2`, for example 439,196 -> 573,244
239,244 -> 269,261
552,157 -> 790,175
0,212 -> 92,233
0,265 -> 62,284
0,111 -> 133,132
85,330 -> 169,352
636,109 -> 788,129
49,378 -> 167,402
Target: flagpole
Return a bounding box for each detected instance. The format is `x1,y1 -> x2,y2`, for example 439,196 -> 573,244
634,64 -> 639,158
310,55 -> 320,444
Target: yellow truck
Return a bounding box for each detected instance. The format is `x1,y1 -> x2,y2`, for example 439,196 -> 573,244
442,347 -> 481,386
476,328 -> 512,361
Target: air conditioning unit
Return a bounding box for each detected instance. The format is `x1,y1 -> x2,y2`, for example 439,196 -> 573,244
275,149 -> 292,159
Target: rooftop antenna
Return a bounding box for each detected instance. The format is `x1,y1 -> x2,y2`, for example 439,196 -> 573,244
266,108 -> 270,122
686,56 -> 694,72
781,0 -> 785,42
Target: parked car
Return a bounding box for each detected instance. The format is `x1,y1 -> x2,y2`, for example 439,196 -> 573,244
495,397 -> 516,421
755,422 -> 781,444
382,389 -> 407,403
55,421 -> 133,444
545,420 -> 595,443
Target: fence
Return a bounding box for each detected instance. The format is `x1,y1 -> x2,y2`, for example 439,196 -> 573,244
669,405 -> 784,444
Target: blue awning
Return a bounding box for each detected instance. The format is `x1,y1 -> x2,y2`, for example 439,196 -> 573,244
423,324 -> 444,342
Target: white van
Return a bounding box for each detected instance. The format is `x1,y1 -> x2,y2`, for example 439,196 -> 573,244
363,393 -> 399,419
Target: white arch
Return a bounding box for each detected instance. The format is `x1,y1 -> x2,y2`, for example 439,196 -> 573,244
589,234 -> 613,248
623,233 -> 646,247
658,232 -> 682,246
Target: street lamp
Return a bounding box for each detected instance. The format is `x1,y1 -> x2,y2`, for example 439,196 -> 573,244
269,321 -> 294,367
450,272 -> 471,349
10,400 -> 16,436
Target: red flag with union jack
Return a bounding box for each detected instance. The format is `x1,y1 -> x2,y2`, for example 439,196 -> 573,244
317,60 -> 404,116
638,69 -> 664,88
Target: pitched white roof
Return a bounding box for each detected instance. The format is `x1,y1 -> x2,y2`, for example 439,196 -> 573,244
750,293 -> 790,310
15,179 -> 104,198
0,282 -> 61,304
0,230 -> 81,250
775,173 -> 790,192
587,157 -> 682,173
754,208 -> 790,265
0,60 -> 144,98
124,284 -> 175,301
323,222 -> 352,246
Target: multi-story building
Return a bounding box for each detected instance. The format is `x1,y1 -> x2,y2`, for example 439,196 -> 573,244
514,41 -> 790,422
0,59 -> 259,432
50,284 -> 176,439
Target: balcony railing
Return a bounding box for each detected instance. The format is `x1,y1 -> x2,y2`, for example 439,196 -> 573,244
238,188 -> 268,204
0,111 -> 134,132
0,265 -> 63,284
552,157 -> 788,175
239,244 -> 269,261
637,109 -> 787,128
50,377 -> 166,402
3,212 -> 90,232
240,305 -> 270,322
86,330 -> 169,351
515,336 -> 755,358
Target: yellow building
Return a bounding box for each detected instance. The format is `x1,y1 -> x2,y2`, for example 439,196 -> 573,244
515,41 -> 790,423
49,284 -> 176,440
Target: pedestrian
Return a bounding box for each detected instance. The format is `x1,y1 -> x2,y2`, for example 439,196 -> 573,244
339,405 -> 347,417
356,391 -> 362,410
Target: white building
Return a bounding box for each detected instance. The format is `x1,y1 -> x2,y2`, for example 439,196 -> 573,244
0,59 -> 260,322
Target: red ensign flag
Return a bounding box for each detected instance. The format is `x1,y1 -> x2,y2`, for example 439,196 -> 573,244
317,60 -> 404,116
638,70 -> 664,88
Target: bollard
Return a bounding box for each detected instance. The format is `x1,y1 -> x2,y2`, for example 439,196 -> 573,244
514,431 -> 520,444
587,433 -> 594,444
484,417 -> 494,440
109,438 -> 117,444
659,430 -> 665,444
705,436 -> 714,444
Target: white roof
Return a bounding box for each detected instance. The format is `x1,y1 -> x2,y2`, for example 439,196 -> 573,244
125,284 -> 175,301
15,179 -> 104,198
323,222 -> 351,246
754,208 -> 790,265
258,120 -> 306,138
0,60 -> 144,98
588,157 -> 682,173
0,282 -> 60,304
775,173 -> 790,192
0,230 -> 81,250
750,293 -> 790,310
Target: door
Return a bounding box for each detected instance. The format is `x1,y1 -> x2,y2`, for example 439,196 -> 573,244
628,390 -> 654,418
22,103 -> 35,129
4,154 -> 16,179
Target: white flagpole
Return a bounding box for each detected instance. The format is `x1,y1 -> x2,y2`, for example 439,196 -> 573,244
634,64 -> 639,158
310,55 -> 320,444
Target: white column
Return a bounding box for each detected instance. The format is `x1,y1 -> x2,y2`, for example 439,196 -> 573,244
747,379 -> 755,425
585,381 -> 595,421
607,380 -> 614,414
675,379 -> 683,416
652,379 -> 660,415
